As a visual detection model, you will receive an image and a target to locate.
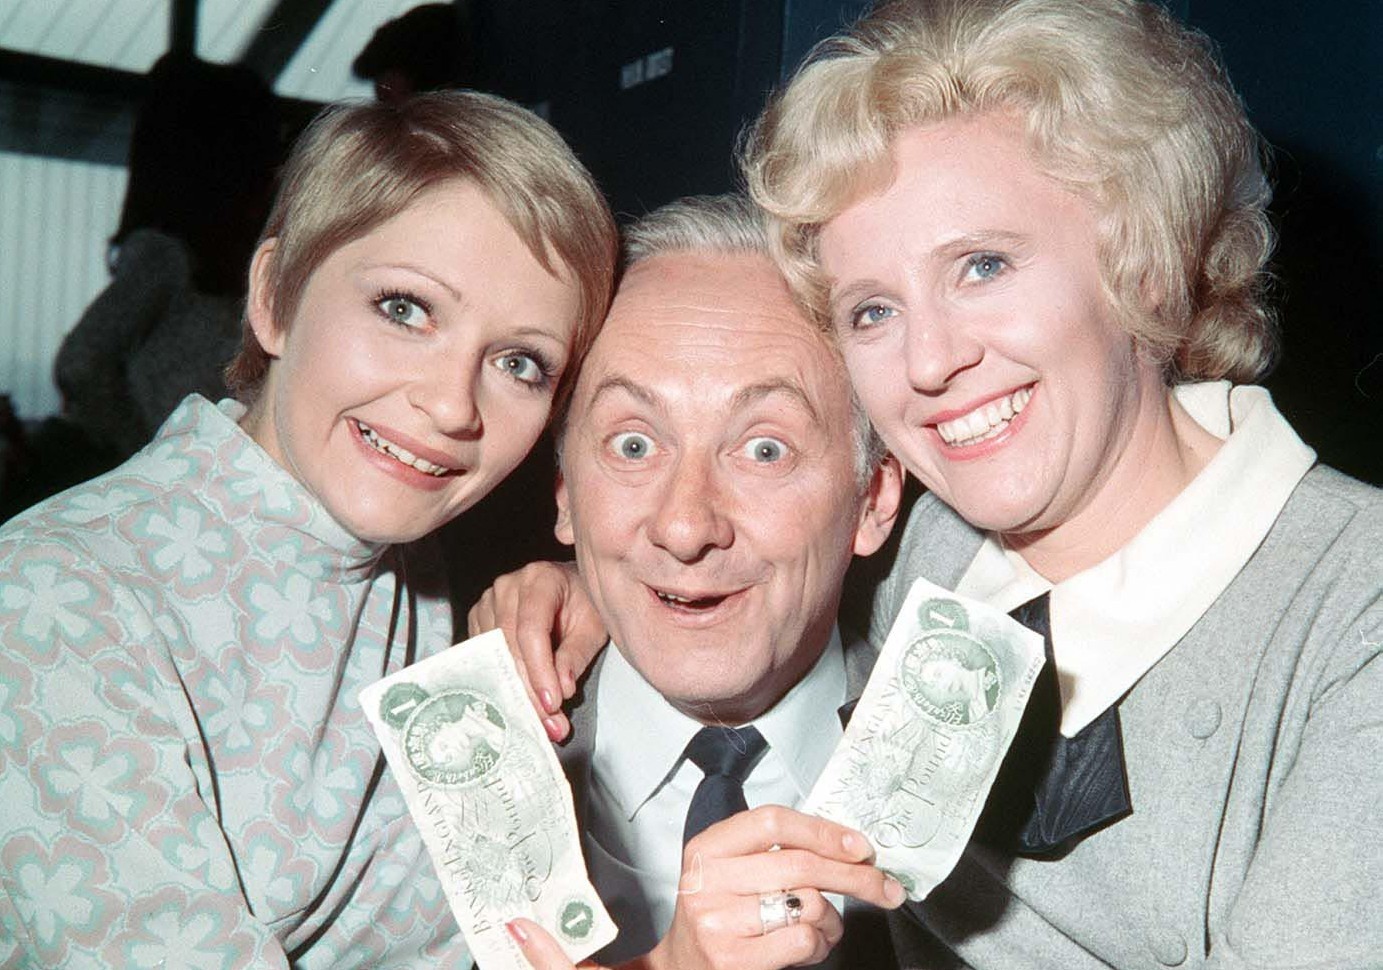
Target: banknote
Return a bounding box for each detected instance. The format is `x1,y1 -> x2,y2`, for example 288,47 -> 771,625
360,629 -> 617,968
803,577 -> 1045,901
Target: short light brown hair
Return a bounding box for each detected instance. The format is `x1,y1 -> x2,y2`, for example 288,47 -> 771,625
226,90 -> 617,402
744,0 -> 1277,383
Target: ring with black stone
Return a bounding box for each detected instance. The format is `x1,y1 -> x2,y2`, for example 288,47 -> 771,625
784,892 -> 804,925
758,891 -> 790,934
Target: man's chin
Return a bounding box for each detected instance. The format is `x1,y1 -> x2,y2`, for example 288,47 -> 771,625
658,670 -> 777,725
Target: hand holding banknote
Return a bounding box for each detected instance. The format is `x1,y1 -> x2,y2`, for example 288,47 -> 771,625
506,807 -> 905,970
360,629 -> 618,970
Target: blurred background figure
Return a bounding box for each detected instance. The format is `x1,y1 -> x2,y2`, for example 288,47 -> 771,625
1,53 -> 284,520
352,2 -> 479,102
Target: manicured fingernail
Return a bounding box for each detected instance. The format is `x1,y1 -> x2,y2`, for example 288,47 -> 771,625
842,831 -> 860,853
506,920 -> 529,945
885,876 -> 906,905
543,717 -> 563,740
540,688 -> 557,713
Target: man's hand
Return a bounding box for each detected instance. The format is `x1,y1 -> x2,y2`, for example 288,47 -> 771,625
652,806 -> 905,970
467,561 -> 608,741
506,807 -> 903,970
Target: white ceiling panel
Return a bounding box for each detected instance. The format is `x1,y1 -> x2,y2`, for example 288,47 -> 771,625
0,0 -> 423,103
196,0 -> 279,63
2,0 -> 166,73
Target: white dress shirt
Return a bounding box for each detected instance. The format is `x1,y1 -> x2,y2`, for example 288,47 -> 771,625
955,382 -> 1315,736
585,631 -> 847,961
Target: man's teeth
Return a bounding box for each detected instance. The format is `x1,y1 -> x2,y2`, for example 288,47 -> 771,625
936,387 -> 1033,447
656,591 -> 720,608
357,423 -> 452,476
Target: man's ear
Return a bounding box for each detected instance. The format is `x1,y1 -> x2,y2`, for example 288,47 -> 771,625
554,468 -> 575,546
852,453 -> 904,557
246,238 -> 286,358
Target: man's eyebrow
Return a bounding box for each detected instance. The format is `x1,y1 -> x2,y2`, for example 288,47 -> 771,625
586,376 -> 663,412
731,380 -> 820,424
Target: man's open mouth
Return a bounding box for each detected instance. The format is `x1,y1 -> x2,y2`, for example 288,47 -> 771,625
652,587 -> 735,612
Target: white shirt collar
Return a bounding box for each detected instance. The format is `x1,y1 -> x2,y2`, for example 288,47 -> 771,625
592,629 -> 847,821
956,382 -> 1315,736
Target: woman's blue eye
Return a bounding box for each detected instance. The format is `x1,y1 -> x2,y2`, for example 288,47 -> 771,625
378,295 -> 427,328
611,432 -> 655,461
851,303 -> 896,329
965,254 -> 1007,281
495,353 -> 545,385
744,437 -> 787,463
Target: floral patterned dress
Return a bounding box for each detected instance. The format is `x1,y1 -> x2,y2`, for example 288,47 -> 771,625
0,395 -> 471,969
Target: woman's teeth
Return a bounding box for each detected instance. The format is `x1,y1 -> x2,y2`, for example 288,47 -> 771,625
936,386 -> 1033,447
357,422 -> 452,476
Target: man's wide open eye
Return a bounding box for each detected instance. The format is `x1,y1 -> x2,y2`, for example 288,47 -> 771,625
610,431 -> 656,461
742,436 -> 787,463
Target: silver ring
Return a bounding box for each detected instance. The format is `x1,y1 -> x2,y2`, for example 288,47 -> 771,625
759,891 -> 789,934
785,892 -> 804,925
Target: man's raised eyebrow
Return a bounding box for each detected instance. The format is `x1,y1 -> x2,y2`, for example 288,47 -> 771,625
586,375 -> 664,412
731,380 -> 820,423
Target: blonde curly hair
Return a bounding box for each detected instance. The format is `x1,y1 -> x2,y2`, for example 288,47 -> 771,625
743,0 -> 1277,383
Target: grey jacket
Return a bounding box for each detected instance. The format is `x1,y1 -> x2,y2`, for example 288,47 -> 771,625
866,466 -> 1383,970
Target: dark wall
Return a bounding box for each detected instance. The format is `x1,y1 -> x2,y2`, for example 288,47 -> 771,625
468,0 -> 874,217
1181,0 -> 1383,483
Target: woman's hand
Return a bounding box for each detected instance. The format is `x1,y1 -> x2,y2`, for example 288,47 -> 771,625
505,918 -> 609,970
466,560 -> 607,741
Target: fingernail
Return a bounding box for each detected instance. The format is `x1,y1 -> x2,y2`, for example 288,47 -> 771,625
543,717 -> 563,740
560,671 -> 576,696
842,831 -> 860,853
540,688 -> 557,713
506,920 -> 529,945
885,876 -> 906,906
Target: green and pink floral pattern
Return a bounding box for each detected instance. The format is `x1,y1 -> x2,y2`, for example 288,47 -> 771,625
0,396 -> 469,968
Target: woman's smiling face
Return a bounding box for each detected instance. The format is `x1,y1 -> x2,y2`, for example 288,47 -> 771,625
818,112 -> 1167,542
242,177 -> 582,544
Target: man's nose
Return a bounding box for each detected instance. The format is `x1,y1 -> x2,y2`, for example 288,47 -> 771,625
904,304 -> 985,392
646,454 -> 733,561
407,358 -> 483,437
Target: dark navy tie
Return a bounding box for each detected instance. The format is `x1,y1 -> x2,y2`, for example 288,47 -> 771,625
681,725 -> 768,845
976,592 -> 1133,857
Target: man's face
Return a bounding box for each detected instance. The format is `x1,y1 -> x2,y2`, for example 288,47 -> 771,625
556,251 -> 900,724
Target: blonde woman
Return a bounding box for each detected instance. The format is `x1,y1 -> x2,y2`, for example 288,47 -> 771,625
0,91 -> 615,968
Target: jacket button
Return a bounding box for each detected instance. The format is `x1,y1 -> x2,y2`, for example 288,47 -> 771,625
1185,698 -> 1222,739
1148,929 -> 1188,966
